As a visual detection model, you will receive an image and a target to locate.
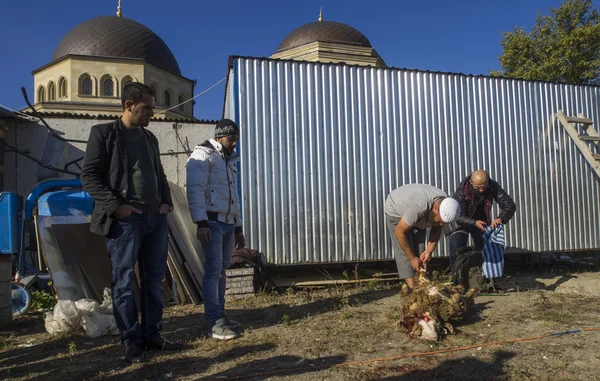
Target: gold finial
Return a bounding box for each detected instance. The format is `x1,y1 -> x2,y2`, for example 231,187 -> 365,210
117,0 -> 122,17
318,7 -> 323,22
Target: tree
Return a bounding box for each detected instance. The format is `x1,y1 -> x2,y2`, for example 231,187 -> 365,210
490,0 -> 600,85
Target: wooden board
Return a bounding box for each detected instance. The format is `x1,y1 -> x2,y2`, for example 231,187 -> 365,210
167,238 -> 201,305
167,255 -> 188,305
166,183 -> 205,297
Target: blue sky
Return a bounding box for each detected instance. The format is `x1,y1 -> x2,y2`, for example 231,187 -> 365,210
0,0 -> 567,121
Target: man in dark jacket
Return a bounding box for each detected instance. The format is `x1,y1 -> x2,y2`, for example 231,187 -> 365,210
81,82 -> 183,364
448,170 -> 516,267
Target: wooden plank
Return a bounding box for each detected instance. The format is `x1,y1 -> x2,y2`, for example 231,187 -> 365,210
566,116 -> 593,125
225,285 -> 255,295
293,277 -> 398,288
557,111 -> 600,178
227,276 -> 255,284
226,280 -> 256,290
167,239 -> 201,305
578,135 -> 600,142
166,183 -> 206,295
226,268 -> 255,277
167,255 -> 188,304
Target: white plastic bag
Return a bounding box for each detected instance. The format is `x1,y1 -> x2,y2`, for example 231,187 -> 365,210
53,300 -> 83,331
45,296 -> 117,337
44,311 -> 71,335
82,312 -> 119,338
75,299 -> 100,316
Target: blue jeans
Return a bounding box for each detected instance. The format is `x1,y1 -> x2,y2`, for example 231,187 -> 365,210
105,213 -> 168,347
448,227 -> 484,270
201,220 -> 235,327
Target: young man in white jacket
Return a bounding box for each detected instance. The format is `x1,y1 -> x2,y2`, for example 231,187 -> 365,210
186,119 -> 245,340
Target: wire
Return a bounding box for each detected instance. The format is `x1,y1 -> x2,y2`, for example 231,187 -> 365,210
155,77 -> 226,115
202,327 -> 600,381
0,138 -> 80,176
20,87 -> 88,144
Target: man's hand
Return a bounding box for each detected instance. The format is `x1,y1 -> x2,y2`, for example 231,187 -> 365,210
114,204 -> 142,219
475,220 -> 487,232
235,232 -> 245,249
409,256 -> 423,271
491,218 -> 503,230
197,227 -> 212,244
159,203 -> 173,215
419,250 -> 433,264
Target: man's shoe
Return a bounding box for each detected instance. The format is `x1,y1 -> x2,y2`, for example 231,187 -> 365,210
222,312 -> 241,329
144,336 -> 185,351
210,318 -> 239,340
125,344 -> 143,364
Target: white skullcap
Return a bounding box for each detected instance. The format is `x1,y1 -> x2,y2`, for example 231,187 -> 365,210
439,198 -> 460,223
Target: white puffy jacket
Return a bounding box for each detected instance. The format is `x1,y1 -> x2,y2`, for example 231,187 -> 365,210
186,139 -> 242,230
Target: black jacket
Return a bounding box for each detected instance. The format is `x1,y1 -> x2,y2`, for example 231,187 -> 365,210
81,119 -> 172,235
452,176 -> 516,228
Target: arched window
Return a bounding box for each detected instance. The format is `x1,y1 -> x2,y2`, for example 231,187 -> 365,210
103,78 -> 114,96
178,94 -> 185,111
48,81 -> 56,101
122,76 -> 134,89
150,84 -> 158,100
58,77 -> 67,98
37,86 -> 46,103
164,91 -> 171,107
79,74 -> 93,95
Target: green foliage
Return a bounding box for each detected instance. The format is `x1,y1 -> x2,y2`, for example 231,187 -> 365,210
491,0 -> 600,85
30,290 -> 56,312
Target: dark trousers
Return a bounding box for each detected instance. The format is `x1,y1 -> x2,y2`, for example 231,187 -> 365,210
448,227 -> 484,270
105,213 -> 168,347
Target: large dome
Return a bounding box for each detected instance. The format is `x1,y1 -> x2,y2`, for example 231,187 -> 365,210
52,16 -> 181,75
277,21 -> 372,52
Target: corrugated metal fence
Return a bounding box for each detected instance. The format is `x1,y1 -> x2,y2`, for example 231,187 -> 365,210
230,57 -> 600,265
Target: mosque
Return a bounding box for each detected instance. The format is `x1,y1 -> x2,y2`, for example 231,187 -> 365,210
28,3 -> 384,119
1,1 -> 383,196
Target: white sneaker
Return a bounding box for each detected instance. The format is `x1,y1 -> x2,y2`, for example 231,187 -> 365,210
222,312 -> 241,329
210,318 -> 239,340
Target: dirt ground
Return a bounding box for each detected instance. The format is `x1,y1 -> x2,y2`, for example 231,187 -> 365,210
1,264 -> 600,381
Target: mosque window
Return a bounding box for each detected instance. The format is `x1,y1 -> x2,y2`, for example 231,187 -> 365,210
164,91 -> 171,107
178,94 -> 185,111
37,86 -> 46,103
122,76 -> 134,89
48,82 -> 56,101
103,78 -> 114,96
58,77 -> 67,98
80,74 -> 93,96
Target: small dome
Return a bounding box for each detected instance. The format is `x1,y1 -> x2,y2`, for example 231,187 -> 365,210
52,16 -> 181,75
277,21 -> 372,52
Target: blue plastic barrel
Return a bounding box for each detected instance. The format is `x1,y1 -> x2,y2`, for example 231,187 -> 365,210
37,190 -> 93,217
0,192 -> 22,254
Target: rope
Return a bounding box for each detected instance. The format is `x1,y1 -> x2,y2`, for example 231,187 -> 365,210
203,328 -> 600,381
155,77 -> 226,115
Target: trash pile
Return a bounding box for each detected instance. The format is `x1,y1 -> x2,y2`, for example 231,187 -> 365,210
400,270 -> 476,340
44,288 -> 118,338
